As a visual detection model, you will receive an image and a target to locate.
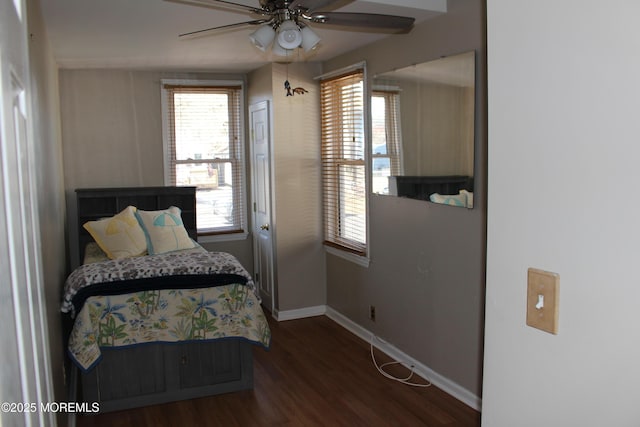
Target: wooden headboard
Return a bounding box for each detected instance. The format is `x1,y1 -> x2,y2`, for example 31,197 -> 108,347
75,186 -> 197,264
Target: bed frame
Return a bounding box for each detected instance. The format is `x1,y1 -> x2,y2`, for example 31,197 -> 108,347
70,186 -> 254,413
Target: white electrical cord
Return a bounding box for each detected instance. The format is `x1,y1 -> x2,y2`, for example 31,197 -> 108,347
370,335 -> 432,388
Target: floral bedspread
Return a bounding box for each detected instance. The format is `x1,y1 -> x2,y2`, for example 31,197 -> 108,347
61,249 -> 256,317
62,250 -> 271,372
68,283 -> 271,371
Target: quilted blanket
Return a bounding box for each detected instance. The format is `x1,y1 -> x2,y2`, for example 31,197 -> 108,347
61,250 -> 271,372
61,249 -> 256,317
68,284 -> 270,371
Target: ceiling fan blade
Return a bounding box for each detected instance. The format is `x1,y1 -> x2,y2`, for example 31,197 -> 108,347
179,19 -> 271,38
165,0 -> 266,16
288,0 -> 341,13
309,12 -> 415,31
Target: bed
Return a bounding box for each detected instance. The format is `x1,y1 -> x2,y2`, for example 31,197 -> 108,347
63,186 -> 270,413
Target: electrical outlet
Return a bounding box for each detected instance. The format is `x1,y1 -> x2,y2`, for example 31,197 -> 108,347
369,305 -> 376,321
526,268 -> 559,334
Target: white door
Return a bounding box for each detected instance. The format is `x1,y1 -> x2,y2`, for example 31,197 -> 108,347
249,101 -> 275,314
0,1 -> 54,425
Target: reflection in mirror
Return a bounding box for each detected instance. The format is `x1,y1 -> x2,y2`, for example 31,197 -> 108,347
371,51 -> 475,208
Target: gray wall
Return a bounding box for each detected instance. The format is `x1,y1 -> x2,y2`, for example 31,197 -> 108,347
483,1 -> 640,425
27,0 -> 68,423
58,69 -> 254,269
321,0 -> 486,400
398,81 -> 474,176
248,62 -> 326,313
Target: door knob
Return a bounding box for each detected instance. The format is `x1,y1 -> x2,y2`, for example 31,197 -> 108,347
260,224 -> 269,231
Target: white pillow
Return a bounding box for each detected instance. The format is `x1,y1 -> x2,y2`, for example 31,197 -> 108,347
460,190 -> 474,208
83,206 -> 147,259
135,206 -> 196,255
429,192 -> 468,207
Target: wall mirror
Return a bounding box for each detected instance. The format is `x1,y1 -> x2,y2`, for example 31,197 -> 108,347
371,50 -> 476,208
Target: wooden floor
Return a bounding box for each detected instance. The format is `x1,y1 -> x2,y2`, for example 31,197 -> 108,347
77,315 -> 480,426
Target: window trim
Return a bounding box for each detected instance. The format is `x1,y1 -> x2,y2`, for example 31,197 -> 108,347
317,63 -> 370,266
160,79 -> 248,243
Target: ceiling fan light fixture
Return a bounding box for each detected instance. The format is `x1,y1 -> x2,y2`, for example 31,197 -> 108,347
176,0 -> 415,60
249,24 -> 276,51
277,20 -> 302,49
300,26 -> 321,52
271,41 -> 293,57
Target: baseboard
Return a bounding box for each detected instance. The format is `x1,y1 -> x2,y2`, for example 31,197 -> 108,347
275,305 -> 327,321
325,306 -> 482,412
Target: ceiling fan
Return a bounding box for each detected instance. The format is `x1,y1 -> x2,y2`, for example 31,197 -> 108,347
172,0 -> 415,56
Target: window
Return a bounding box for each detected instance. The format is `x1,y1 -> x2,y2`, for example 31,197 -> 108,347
162,81 -> 246,239
371,90 -> 403,195
320,68 -> 367,256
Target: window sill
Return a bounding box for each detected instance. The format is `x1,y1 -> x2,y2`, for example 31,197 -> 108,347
325,246 -> 370,268
198,231 -> 249,244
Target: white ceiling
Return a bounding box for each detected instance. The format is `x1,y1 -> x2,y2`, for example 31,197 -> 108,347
39,0 -> 446,72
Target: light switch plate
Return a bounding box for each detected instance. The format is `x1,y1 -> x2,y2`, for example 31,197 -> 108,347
526,268 -> 559,334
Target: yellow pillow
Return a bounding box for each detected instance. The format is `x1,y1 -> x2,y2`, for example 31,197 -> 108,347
83,206 -> 148,259
135,206 -> 195,255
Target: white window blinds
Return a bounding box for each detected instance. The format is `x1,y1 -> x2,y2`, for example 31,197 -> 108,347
164,85 -> 245,235
320,69 -> 367,255
371,90 -> 403,194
